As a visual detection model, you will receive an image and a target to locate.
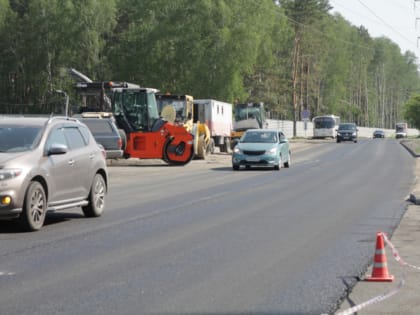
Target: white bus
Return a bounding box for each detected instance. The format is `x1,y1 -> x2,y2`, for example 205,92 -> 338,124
312,115 -> 340,139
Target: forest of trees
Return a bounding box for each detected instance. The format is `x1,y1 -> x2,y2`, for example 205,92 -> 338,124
1,0 -> 420,129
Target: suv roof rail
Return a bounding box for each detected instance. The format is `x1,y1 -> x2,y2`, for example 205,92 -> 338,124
46,116 -> 80,124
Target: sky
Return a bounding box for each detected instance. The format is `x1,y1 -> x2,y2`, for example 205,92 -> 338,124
330,0 -> 420,59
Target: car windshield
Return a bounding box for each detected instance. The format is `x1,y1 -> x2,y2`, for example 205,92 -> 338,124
0,125 -> 42,152
113,90 -> 160,131
314,118 -> 335,128
234,105 -> 265,128
242,131 -> 277,143
157,99 -> 186,121
339,124 -> 355,131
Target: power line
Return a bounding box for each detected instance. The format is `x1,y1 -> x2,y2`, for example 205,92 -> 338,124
357,0 -> 417,48
331,0 -> 419,53
331,0 -> 376,24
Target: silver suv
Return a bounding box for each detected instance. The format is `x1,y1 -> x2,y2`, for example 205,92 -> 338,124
0,116 -> 108,231
76,116 -> 124,159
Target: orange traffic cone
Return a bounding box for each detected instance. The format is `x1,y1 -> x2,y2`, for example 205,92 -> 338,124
366,232 -> 394,282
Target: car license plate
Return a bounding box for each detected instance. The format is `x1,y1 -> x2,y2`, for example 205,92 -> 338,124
246,157 -> 260,162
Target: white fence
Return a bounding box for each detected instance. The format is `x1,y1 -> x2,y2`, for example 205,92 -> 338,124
265,119 -> 419,139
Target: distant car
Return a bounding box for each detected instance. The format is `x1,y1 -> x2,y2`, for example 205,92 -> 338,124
336,123 -> 358,143
0,116 -> 108,231
373,130 -> 385,139
76,117 -> 123,159
232,129 -> 291,170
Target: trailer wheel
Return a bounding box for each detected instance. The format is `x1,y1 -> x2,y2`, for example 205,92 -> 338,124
207,138 -> 215,154
221,138 -> 232,153
195,135 -> 206,160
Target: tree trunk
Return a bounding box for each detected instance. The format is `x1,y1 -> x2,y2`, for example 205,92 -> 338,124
291,36 -> 300,138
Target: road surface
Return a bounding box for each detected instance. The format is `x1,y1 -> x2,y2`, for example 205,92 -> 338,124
0,139 -> 414,314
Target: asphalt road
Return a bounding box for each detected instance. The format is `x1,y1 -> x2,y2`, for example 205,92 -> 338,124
0,139 -> 415,315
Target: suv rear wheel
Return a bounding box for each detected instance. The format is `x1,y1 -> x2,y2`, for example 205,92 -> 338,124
82,174 -> 106,217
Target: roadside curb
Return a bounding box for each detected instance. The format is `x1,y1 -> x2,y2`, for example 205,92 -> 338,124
400,140 -> 420,158
336,141 -> 420,314
400,140 -> 420,204
409,158 -> 420,205
408,193 -> 420,205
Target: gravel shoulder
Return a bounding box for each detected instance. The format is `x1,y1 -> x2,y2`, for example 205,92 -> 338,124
400,138 -> 420,157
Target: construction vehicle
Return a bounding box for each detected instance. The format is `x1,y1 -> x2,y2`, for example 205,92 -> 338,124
231,102 -> 266,146
193,99 -> 233,153
156,94 -> 212,159
74,81 -> 194,165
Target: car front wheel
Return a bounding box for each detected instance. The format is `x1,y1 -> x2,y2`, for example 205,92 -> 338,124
82,173 -> 106,217
274,155 -> 282,170
284,151 -> 291,168
19,181 -> 47,231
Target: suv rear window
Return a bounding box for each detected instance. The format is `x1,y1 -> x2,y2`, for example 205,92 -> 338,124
82,120 -> 114,135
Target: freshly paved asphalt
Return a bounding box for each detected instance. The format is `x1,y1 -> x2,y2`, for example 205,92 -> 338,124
336,142 -> 420,315
110,139 -> 420,314
0,139 -> 416,314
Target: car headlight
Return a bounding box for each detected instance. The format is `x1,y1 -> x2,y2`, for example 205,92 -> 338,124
266,147 -> 277,154
352,132 -> 356,136
0,169 -> 22,181
233,147 -> 242,154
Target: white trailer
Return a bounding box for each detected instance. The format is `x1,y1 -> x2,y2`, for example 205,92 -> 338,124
193,99 -> 233,153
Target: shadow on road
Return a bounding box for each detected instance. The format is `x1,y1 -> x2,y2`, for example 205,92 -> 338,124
0,211 -> 85,234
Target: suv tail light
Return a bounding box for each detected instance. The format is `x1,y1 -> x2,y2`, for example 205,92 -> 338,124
118,137 -> 122,149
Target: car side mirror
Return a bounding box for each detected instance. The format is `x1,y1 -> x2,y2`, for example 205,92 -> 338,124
48,143 -> 68,155
280,138 -> 288,144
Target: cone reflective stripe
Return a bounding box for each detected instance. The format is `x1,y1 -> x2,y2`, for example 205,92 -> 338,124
366,232 -> 394,282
